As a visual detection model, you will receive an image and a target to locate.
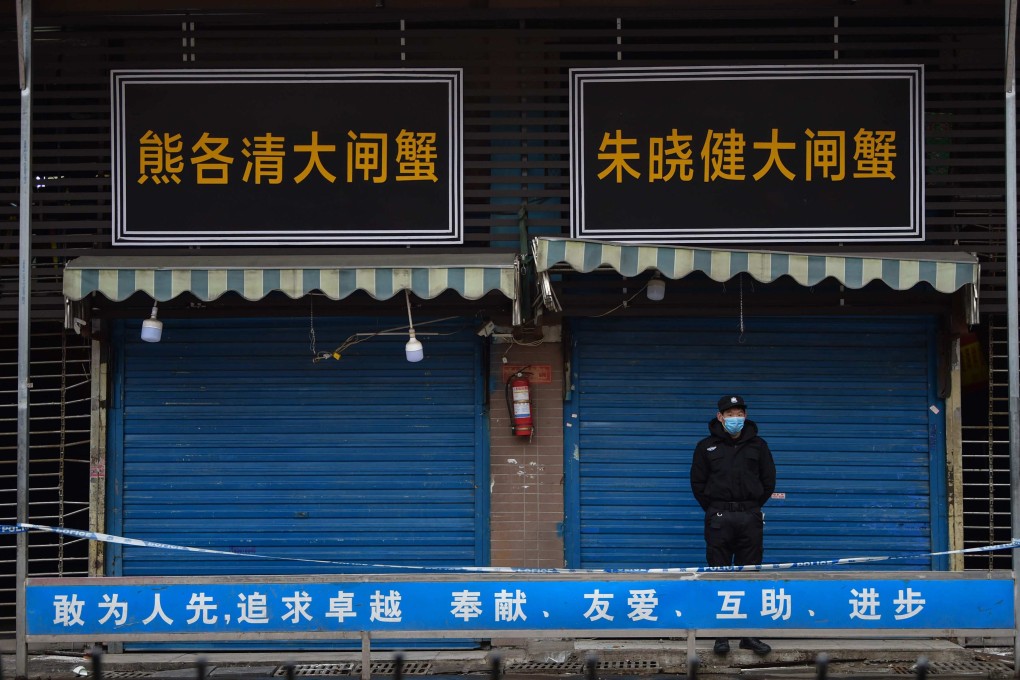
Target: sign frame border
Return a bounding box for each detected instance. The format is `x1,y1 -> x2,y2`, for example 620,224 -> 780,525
569,64 -> 925,244
110,68 -> 464,246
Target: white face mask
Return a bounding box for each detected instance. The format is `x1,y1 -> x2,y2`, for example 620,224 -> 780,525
723,416 -> 745,435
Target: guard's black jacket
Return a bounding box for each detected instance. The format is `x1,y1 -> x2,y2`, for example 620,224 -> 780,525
690,417 -> 777,512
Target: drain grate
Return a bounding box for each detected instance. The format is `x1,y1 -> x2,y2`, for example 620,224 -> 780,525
505,659 -> 659,673
596,660 -> 660,671
891,661 -> 1015,676
98,673 -> 155,678
355,661 -> 432,675
505,661 -> 584,673
274,664 -> 356,677
274,662 -> 430,677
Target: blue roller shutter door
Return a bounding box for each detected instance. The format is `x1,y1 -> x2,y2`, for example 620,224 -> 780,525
565,316 -> 945,571
107,316 -> 487,642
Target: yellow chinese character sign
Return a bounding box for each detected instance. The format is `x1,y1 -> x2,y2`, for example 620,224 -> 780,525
112,69 -> 463,245
570,65 -> 923,243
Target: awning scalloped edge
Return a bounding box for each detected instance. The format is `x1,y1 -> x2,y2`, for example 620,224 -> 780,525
63,260 -> 519,303
532,237 -> 979,295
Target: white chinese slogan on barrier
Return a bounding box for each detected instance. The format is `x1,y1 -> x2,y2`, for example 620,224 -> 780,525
27,579 -> 1013,637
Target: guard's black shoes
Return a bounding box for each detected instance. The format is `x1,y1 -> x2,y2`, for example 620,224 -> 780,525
739,637 -> 771,656
713,638 -> 730,655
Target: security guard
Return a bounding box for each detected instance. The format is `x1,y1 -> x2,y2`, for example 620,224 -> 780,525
690,395 -> 776,657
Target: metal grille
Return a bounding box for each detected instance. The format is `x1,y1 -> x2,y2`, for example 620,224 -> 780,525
505,659 -> 660,672
7,5 -> 1008,269
961,316 -> 1013,570
595,660 -> 660,671
277,663 -> 435,678
354,662 -> 431,675
891,661 -> 1015,675
505,661 -> 585,673
0,320 -> 92,631
273,664 -> 356,677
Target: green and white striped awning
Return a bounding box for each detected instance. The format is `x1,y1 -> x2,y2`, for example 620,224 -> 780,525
533,237 -> 980,321
63,253 -> 520,303
533,237 -> 979,294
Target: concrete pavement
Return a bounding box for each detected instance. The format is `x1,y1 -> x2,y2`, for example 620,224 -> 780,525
2,639 -> 1015,680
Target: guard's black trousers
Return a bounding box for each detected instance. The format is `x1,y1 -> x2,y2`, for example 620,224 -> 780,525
704,509 -> 764,567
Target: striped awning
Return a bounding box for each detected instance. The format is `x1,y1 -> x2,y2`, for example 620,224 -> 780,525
533,237 -> 980,320
533,237 -> 978,294
63,253 -> 520,303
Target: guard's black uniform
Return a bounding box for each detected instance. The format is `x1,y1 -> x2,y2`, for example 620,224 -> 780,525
690,417 -> 776,567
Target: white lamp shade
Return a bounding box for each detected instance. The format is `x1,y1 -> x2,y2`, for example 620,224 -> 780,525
647,277 -> 666,301
405,336 -> 424,362
141,318 -> 163,343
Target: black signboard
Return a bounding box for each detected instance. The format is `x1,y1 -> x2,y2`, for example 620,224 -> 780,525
112,69 -> 462,245
570,65 -> 924,243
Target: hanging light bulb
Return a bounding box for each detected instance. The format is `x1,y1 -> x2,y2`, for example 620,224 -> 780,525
404,290 -> 424,362
646,272 -> 666,301
140,302 -> 163,343
405,330 -> 424,362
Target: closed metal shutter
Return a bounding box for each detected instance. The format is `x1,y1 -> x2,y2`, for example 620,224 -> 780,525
565,316 -> 946,571
107,316 -> 486,575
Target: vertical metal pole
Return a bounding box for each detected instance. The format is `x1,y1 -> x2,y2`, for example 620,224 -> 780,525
15,0 -> 32,678
360,631 -> 371,680
1004,0 -> 1019,673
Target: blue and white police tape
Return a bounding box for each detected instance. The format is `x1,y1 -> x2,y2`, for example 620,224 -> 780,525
4,522 -> 1020,574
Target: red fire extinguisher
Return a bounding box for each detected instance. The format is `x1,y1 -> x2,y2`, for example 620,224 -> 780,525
506,370 -> 534,437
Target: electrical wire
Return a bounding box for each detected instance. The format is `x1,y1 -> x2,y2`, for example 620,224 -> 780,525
739,273 -> 746,343
314,315 -> 462,362
308,295 -> 318,356
589,281 -> 651,318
